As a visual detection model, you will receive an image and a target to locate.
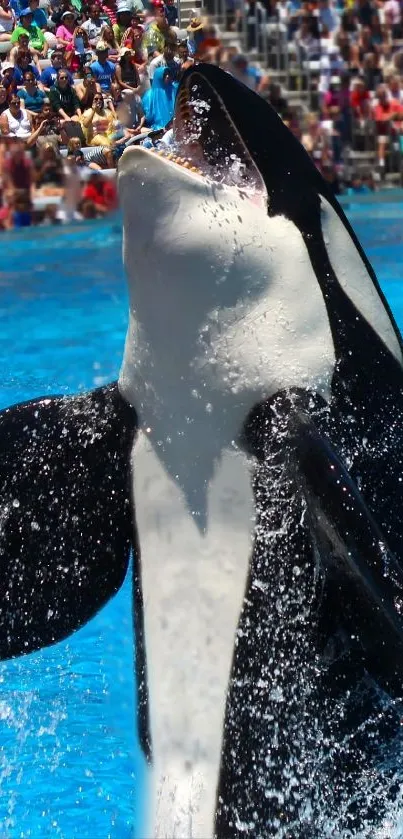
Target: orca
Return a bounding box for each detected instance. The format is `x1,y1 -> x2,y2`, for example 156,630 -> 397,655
2,63 -> 403,838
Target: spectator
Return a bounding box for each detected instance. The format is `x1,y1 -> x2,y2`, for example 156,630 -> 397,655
386,74 -> 403,104
40,49 -> 72,90
301,110 -> 332,164
372,82 -> 403,167
362,51 -> 383,91
356,24 -> 378,62
186,16 -> 205,57
27,0 -> 49,30
75,64 -> 100,107
0,91 -> 32,136
0,0 -> 16,44
143,0 -> 173,56
9,30 -> 41,66
177,40 -> 193,74
148,38 -> 179,82
81,89 -> 116,146
318,44 -> 345,93
11,7 -> 48,57
82,170 -> 118,212
339,9 -> 359,39
112,5 -> 132,44
56,9 -> 77,68
3,140 -> 32,197
33,98 -> 66,145
48,67 -> 82,123
164,0 -> 177,27
354,0 -> 374,29
295,15 -> 321,61
50,0 -> 76,29
100,24 -> 119,60
0,82 -> 9,113
90,40 -> 116,93
116,89 -> 146,134
350,76 -> 370,115
11,49 -> 41,86
101,0 -> 118,26
121,21 -> 147,69
266,82 -> 288,118
66,136 -> 104,168
318,0 -> 340,33
229,52 -> 267,92
1,60 -> 19,93
18,68 -> 46,114
142,64 -> 177,130
10,188 -> 33,226
115,45 -> 140,92
34,141 -> 65,190
82,3 -> 104,47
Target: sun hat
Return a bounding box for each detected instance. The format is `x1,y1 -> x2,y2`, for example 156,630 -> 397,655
187,16 -> 204,32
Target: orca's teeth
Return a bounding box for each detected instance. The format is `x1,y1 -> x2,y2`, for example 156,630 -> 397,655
148,146 -> 203,177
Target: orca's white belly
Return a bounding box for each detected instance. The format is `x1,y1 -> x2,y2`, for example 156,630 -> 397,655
132,432 -> 256,838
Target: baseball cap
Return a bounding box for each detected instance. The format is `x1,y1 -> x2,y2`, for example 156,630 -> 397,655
20,6 -> 33,14
95,39 -> 109,50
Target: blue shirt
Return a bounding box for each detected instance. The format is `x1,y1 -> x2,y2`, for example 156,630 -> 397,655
41,66 -> 72,88
14,63 -> 40,85
89,59 -> 115,92
19,86 -> 46,112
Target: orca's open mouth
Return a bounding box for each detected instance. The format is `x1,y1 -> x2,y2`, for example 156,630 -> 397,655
164,70 -> 267,199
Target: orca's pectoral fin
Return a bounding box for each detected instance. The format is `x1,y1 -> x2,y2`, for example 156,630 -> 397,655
0,383 -> 137,660
293,416 -> 403,696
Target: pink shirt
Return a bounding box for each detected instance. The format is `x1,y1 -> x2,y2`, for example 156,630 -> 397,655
56,24 -> 75,47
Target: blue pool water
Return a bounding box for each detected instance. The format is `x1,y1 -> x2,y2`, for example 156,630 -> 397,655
0,202 -> 402,838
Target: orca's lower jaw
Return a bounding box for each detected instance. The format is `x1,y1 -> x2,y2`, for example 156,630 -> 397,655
173,71 -> 267,197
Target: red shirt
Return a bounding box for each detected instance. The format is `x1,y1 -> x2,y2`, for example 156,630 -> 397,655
82,179 -> 117,211
350,88 -> 370,115
372,97 -> 403,122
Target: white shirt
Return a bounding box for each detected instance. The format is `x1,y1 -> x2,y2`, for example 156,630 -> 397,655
4,107 -> 31,138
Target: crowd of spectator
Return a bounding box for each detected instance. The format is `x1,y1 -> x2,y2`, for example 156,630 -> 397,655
220,0 -> 403,191
1,0 -> 402,229
0,0 -> 222,227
